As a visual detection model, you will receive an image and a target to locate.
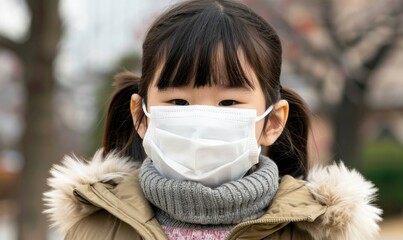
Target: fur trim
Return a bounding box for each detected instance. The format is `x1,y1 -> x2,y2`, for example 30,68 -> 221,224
43,149 -> 139,234
297,162 -> 383,240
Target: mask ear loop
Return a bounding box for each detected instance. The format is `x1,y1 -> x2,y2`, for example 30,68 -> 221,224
255,104 -> 274,122
142,100 -> 151,118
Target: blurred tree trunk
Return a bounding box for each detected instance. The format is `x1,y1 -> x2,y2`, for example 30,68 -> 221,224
333,80 -> 365,169
0,0 -> 61,239
19,1 -> 61,239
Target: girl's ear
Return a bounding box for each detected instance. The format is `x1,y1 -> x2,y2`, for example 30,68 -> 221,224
130,94 -> 147,139
259,100 -> 289,146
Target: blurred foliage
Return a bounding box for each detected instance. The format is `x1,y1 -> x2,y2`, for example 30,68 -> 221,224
361,139 -> 403,216
85,53 -> 141,156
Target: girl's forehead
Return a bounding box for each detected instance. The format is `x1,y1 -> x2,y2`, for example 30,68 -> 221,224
150,47 -> 259,90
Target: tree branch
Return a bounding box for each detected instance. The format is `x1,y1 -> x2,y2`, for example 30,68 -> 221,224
344,18 -> 389,48
0,34 -> 23,57
362,8 -> 403,75
319,1 -> 344,51
344,0 -> 402,49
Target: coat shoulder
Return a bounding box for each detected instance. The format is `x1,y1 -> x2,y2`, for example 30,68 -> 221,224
297,162 -> 383,240
43,149 -> 140,235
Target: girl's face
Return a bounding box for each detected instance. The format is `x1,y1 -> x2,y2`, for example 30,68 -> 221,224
131,54 -> 289,147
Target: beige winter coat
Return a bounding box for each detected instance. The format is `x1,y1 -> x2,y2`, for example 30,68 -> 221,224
43,149 -> 382,240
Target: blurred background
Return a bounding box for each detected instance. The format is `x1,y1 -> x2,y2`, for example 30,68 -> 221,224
0,0 -> 402,239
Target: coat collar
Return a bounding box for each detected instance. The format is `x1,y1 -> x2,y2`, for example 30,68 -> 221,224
226,175 -> 327,239
43,149 -> 382,239
72,169 -> 165,240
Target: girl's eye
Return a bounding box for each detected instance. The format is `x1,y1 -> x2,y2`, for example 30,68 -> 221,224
219,100 -> 238,106
170,99 -> 189,105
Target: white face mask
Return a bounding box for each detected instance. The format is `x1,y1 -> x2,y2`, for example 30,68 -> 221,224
142,103 -> 274,188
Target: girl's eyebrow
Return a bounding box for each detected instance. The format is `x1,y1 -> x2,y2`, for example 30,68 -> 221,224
218,86 -> 256,97
220,85 -> 254,92
157,85 -> 253,91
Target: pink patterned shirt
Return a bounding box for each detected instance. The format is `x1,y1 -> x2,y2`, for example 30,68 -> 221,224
162,226 -> 230,240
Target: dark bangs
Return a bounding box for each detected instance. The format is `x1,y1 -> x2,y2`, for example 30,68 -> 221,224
153,3 -> 266,90
139,0 -> 281,104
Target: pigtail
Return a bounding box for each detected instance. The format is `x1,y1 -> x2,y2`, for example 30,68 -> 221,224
268,86 -> 311,179
102,71 -> 146,161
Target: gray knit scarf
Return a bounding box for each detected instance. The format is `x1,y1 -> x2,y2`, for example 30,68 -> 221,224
139,155 -> 279,228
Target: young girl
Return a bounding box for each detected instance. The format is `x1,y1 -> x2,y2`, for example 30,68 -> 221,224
44,0 -> 382,239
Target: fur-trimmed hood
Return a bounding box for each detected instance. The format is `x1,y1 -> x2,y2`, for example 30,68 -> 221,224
43,149 -> 382,240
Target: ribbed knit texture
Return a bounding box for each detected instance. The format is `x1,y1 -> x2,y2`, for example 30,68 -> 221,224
139,155 -> 279,229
